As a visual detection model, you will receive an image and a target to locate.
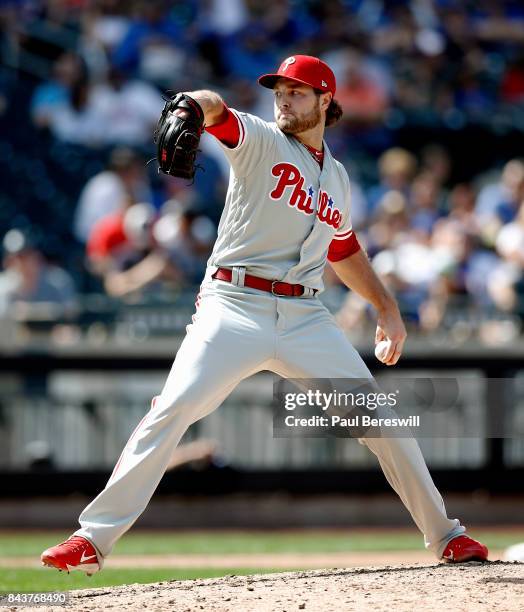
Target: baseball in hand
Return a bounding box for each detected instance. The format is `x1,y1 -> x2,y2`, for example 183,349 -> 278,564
374,339 -> 392,363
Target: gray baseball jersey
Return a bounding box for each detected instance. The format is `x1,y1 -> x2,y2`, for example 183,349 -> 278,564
207,110 -> 354,291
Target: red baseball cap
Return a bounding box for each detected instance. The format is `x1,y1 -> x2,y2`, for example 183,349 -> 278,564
258,55 -> 336,96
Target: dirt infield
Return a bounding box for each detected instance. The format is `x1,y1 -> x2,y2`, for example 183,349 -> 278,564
29,561 -> 524,612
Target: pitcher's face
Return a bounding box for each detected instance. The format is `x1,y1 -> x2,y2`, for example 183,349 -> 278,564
273,78 -> 323,134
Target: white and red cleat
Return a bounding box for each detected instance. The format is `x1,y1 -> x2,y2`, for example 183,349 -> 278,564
442,535 -> 489,563
41,536 -> 100,576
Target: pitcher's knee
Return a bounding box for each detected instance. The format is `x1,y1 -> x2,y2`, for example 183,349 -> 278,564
358,433 -> 419,456
149,389 -> 205,427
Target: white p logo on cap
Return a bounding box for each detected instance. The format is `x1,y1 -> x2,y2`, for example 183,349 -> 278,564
282,56 -> 296,72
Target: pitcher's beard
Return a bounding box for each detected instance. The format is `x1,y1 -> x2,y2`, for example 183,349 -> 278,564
277,105 -> 321,134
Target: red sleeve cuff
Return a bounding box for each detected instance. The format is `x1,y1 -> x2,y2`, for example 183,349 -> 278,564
205,105 -> 241,148
327,231 -> 361,262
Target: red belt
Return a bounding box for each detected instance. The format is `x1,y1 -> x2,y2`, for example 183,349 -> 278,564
212,268 -> 310,297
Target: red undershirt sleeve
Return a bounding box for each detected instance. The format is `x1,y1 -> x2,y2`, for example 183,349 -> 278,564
327,231 -> 361,262
205,105 -> 241,148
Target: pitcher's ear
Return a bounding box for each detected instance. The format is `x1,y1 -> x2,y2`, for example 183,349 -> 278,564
322,92 -> 332,111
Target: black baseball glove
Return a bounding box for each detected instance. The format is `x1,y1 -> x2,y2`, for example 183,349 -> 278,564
154,92 -> 205,180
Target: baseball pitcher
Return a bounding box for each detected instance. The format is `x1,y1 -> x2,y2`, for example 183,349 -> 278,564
42,55 -> 488,573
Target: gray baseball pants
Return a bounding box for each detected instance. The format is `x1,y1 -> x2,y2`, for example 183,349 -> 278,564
75,275 -> 465,565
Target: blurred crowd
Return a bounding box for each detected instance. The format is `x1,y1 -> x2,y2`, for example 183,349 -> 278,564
333,152 -> 524,343
1,0 -> 524,340
3,0 -> 524,144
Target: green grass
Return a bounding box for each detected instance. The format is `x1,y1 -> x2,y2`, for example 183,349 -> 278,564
0,528 -> 522,558
0,567 -> 282,592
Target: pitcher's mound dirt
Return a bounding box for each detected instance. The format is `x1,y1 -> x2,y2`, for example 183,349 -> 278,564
30,561 -> 523,612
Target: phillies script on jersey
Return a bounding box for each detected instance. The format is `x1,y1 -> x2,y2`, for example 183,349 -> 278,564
270,162 -> 342,229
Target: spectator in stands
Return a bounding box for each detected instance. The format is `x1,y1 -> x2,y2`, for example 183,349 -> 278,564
87,199 -> 169,298
500,55 -> 524,105
161,148 -> 227,225
46,78 -> 102,146
420,144 -> 451,190
30,51 -> 86,130
490,199 -> 524,314
367,147 -> 418,216
82,0 -> 132,57
447,183 -> 478,228
0,229 -> 77,319
13,0 -> 82,65
409,172 -> 443,237
31,52 -> 106,146
419,219 -> 499,332
86,197 -> 156,276
335,49 -> 389,123
371,235 -> 437,325
365,190 -> 411,256
475,159 -> 524,242
73,147 -> 153,243
111,0 -> 189,87
256,1 -> 317,50
87,197 -> 215,298
371,5 -> 418,56
391,56 -> 438,117
89,67 -> 164,147
474,3 -> 524,47
454,66 -> 495,117
153,200 -> 216,285
338,191 -> 433,332
221,21 -> 278,81
196,0 -> 249,40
